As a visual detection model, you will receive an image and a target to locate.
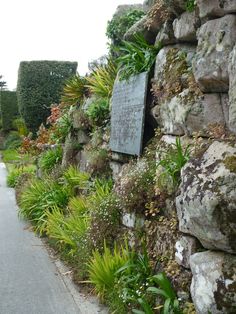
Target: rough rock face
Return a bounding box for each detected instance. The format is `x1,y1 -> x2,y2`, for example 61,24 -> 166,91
155,19 -> 176,46
192,14 -> 236,92
124,15 -> 159,44
197,0 -> 236,18
173,11 -> 200,42
190,251 -> 236,314
176,141 -> 236,253
229,45 -> 236,133
62,136 -> 75,168
186,93 -> 226,135
175,235 -> 200,269
152,46 -> 227,136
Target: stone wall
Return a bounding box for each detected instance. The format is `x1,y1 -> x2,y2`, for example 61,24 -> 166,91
62,1 -> 236,312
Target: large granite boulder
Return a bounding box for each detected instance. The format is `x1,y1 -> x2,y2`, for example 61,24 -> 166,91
192,14 -> 236,92
176,141 -> 236,253
190,251 -> 236,314
173,11 -> 200,42
229,45 -> 236,133
197,0 -> 236,18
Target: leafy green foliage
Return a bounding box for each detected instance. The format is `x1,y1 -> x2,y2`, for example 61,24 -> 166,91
7,165 -> 36,188
12,117 -> 28,136
62,165 -> 90,194
0,91 -> 19,131
39,147 -> 63,173
86,59 -> 117,99
185,0 -> 196,12
3,131 -> 22,149
17,61 -> 77,133
106,9 -> 145,47
133,273 -> 182,314
19,178 -> 70,234
88,243 -> 130,300
49,110 -> 73,143
115,248 -> 153,306
157,138 -> 191,188
117,36 -> 161,80
61,75 -> 88,106
46,205 -> 90,255
86,98 -> 110,127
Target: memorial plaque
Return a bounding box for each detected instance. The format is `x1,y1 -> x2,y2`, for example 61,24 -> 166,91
110,72 -> 148,156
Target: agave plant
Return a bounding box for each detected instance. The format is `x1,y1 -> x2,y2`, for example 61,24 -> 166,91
61,75 -> 88,106
85,59 -> 118,99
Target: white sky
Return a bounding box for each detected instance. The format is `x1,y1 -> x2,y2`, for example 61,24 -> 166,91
1,0 -> 142,90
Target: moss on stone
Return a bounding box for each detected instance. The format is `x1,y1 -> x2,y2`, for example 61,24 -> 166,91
224,156 -> 236,173
152,47 -> 201,105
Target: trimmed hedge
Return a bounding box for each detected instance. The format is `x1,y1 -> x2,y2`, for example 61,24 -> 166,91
17,61 -> 77,133
0,91 -> 18,131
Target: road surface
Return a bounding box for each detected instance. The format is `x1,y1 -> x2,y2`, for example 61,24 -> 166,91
0,161 -> 82,314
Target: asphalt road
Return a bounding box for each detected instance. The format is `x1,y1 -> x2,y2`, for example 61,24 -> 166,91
0,162 -> 81,314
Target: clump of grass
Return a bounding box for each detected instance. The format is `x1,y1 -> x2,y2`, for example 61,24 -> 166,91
7,165 -> 36,188
39,147 -> 63,174
19,178 -> 70,234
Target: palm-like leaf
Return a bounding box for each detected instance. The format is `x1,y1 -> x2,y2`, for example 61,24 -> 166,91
61,75 -> 88,106
86,59 -> 118,99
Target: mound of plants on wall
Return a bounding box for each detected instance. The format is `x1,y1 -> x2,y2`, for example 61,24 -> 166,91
106,8 -> 145,50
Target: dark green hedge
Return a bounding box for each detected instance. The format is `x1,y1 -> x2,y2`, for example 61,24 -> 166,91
17,61 -> 77,133
0,91 -> 18,131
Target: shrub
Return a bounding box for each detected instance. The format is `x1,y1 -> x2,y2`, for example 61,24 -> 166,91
117,35 -> 161,80
19,178 -> 70,234
116,159 -> 156,214
88,243 -> 130,300
12,117 -> 28,136
61,75 -> 88,106
39,147 -> 63,173
7,165 -> 36,188
85,59 -> 117,99
86,98 -> 110,127
0,91 -> 18,131
17,61 -> 77,133
3,131 -> 22,149
106,9 -> 145,47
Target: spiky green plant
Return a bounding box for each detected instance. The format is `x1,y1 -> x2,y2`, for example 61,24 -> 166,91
86,59 -> 118,99
117,35 -> 161,80
88,242 -> 130,300
62,166 -> 90,194
46,206 -> 90,255
61,75 -> 88,106
158,137 -> 191,187
19,178 -> 69,234
39,147 -> 63,173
